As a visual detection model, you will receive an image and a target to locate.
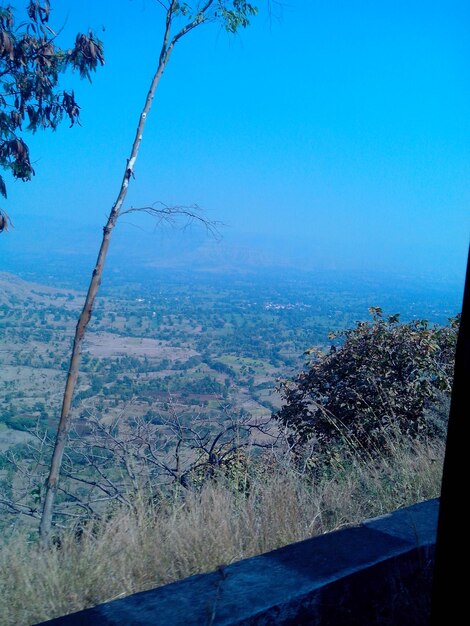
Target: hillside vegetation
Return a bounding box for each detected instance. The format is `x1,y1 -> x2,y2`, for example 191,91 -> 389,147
0,434 -> 444,626
0,278 -> 457,625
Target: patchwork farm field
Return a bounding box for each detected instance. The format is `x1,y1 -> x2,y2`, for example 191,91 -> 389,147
0,268 -> 459,447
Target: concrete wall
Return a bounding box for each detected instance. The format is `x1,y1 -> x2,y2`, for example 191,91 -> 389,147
37,498 -> 438,626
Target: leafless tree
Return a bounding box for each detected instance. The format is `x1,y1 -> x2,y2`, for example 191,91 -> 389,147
1,402 -> 274,535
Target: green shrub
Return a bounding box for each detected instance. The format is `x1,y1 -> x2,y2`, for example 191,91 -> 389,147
274,307 -> 458,453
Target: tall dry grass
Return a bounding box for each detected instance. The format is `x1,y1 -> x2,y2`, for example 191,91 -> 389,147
0,436 -> 444,626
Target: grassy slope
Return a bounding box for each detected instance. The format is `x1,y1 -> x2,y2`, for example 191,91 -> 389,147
0,436 -> 444,626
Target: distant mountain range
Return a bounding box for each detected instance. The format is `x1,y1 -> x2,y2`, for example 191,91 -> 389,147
1,212 -> 336,276
1,212 -> 467,287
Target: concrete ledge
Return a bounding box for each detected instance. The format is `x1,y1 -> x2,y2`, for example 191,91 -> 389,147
38,499 -> 438,626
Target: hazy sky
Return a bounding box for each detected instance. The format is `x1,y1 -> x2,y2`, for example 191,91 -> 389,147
2,0 -> 469,280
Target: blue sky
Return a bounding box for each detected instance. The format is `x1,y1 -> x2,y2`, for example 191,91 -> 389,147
2,0 -> 469,280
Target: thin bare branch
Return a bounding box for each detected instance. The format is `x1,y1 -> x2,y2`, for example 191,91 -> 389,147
120,201 -> 223,241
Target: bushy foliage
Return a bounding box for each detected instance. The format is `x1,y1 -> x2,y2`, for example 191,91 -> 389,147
275,307 -> 459,452
0,0 -> 104,214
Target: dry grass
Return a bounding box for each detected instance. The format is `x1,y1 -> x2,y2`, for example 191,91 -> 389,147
0,436 -> 444,626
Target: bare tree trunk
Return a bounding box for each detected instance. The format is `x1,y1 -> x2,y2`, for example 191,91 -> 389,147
39,1 -> 186,542
38,0 -> 258,542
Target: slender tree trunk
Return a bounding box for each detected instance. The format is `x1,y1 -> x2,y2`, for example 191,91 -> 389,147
38,0 -> 253,542
39,7 -> 180,543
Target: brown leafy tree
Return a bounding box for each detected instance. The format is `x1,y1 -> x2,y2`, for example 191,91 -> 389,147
39,0 -> 258,542
274,307 -> 459,454
0,0 -> 104,230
